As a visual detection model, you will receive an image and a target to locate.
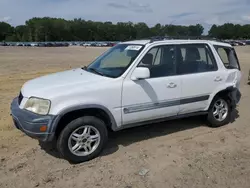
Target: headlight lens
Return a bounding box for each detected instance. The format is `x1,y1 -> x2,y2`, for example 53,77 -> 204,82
24,97 -> 51,115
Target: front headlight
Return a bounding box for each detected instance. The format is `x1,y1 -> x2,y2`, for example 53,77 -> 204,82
24,97 -> 51,115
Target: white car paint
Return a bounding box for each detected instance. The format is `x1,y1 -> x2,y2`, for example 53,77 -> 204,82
19,39 -> 241,130
122,74 -> 181,125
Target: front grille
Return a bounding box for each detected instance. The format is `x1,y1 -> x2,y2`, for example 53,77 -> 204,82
18,92 -> 23,105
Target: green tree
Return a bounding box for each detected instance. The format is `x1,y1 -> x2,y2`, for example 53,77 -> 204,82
188,24 -> 204,36
208,23 -> 250,39
15,25 -> 29,41
1,17 -> 209,42
0,22 -> 14,41
134,22 -> 152,39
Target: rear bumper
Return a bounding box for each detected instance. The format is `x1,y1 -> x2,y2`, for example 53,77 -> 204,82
228,87 -> 241,108
10,97 -> 57,142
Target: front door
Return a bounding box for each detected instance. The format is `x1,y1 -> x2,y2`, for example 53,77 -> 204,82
121,45 -> 181,125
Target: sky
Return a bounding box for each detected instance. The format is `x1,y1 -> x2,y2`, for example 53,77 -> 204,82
0,0 -> 250,33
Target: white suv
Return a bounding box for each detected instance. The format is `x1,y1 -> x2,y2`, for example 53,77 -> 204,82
11,38 -> 242,163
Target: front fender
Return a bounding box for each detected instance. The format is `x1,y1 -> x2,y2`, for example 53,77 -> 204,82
50,103 -> 119,134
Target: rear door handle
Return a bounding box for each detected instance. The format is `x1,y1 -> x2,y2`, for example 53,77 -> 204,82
167,82 -> 177,88
214,77 -> 223,82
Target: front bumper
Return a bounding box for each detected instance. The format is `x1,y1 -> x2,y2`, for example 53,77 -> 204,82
10,97 -> 57,142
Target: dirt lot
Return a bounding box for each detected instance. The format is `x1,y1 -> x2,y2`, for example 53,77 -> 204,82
0,46 -> 250,188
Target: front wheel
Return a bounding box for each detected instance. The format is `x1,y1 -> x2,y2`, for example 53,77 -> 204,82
207,97 -> 231,128
57,116 -> 108,163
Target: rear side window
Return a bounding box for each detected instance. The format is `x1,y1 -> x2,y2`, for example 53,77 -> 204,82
176,43 -> 218,75
214,45 -> 240,70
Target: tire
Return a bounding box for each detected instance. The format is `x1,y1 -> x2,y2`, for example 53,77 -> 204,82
57,116 -> 108,163
207,96 -> 232,128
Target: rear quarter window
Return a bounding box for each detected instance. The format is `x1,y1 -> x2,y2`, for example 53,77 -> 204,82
214,45 -> 240,70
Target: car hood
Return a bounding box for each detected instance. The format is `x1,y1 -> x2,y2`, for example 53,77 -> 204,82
21,68 -> 110,98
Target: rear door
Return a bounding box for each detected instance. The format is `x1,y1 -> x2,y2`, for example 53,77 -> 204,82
176,43 -> 224,114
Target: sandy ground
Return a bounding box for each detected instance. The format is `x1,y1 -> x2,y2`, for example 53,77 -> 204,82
0,46 -> 250,188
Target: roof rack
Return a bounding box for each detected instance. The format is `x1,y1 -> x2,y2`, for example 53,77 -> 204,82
148,35 -> 222,43
148,36 -> 171,43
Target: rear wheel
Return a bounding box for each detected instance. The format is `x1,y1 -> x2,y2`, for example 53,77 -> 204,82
207,96 -> 231,127
57,116 -> 108,163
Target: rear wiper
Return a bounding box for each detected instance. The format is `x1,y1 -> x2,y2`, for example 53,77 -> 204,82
88,67 -> 104,76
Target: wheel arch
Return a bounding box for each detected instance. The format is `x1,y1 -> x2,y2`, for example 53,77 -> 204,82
207,86 -> 237,110
51,104 -> 118,139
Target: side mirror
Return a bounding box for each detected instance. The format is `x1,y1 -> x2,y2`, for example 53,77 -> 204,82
131,67 -> 150,81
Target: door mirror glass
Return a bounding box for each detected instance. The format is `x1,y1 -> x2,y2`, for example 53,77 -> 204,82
131,67 -> 150,80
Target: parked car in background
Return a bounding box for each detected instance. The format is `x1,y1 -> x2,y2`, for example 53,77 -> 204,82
245,40 -> 250,45
236,41 -> 246,46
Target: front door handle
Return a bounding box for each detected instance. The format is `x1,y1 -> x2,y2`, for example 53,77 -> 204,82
167,82 -> 177,88
214,77 -> 223,82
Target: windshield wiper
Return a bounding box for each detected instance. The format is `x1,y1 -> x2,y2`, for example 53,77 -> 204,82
88,67 -> 104,76
81,66 -> 87,70
81,66 -> 104,76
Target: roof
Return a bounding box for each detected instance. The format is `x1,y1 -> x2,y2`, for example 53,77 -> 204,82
208,40 -> 232,47
122,39 -> 232,47
122,40 -> 150,45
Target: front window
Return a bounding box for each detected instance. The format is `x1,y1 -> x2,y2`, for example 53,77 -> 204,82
85,43 -> 144,78
137,45 -> 176,78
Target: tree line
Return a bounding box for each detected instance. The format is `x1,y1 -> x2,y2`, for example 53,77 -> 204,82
209,23 -> 250,39
0,17 -> 204,42
0,17 -> 249,42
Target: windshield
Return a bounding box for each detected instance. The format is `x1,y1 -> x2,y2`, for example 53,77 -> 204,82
85,43 -> 144,78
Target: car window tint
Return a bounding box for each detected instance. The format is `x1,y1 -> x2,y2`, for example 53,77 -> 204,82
176,44 -> 217,75
214,45 -> 240,70
217,48 -> 229,65
153,48 -> 162,65
138,45 -> 176,78
198,47 -> 213,65
100,48 -> 131,68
